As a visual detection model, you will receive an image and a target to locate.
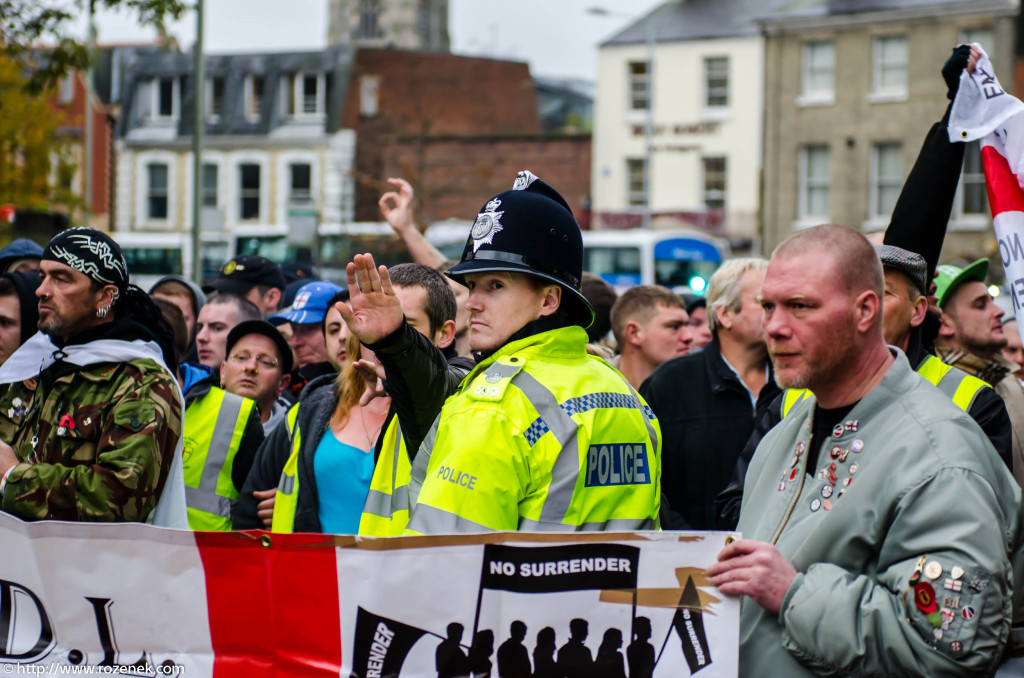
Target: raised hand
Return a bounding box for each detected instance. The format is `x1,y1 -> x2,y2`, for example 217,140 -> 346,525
379,177 -> 416,234
336,252 -> 405,345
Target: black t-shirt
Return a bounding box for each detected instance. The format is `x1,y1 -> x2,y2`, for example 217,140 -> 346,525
808,402 -> 858,470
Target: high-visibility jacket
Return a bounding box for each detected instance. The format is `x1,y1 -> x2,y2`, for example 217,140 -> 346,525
270,404 -> 302,533
182,386 -> 256,531
357,418 -> 409,536
405,326 -> 662,534
780,354 -> 989,418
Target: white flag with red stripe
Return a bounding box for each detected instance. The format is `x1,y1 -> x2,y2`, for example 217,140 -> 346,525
949,47 -> 1024,321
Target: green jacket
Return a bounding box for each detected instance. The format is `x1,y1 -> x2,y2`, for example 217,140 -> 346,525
406,325 -> 662,533
738,351 -> 1024,676
0,358 -> 182,522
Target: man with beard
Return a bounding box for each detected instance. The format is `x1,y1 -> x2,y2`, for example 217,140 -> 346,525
707,224 -> 1023,677
935,260 -> 1024,485
0,228 -> 184,524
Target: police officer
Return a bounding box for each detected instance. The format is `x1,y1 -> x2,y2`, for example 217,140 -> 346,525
340,171 -> 662,533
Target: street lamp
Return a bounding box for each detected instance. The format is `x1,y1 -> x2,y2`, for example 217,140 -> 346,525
588,5 -> 655,230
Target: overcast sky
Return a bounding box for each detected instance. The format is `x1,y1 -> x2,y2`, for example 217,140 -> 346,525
74,0 -> 664,81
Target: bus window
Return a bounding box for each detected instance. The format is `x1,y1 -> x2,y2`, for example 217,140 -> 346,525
236,236 -> 313,264
583,246 -> 642,287
318,233 -> 410,283
654,259 -> 718,294
122,247 -> 182,276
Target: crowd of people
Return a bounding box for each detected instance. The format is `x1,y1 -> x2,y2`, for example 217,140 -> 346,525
1,44 -> 1024,675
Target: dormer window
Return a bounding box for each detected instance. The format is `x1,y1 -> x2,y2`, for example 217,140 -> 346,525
244,75 -> 264,122
138,76 -> 179,122
207,76 -> 225,120
285,72 -> 324,117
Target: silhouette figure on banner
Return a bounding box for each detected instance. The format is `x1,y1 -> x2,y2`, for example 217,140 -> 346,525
594,628 -> 626,678
437,622 -> 470,678
626,617 -> 655,678
496,621 -> 532,678
470,629 -> 495,677
556,618 -> 594,678
533,626 -> 558,678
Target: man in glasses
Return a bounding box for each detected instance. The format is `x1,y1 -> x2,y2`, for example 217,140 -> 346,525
179,320 -> 290,530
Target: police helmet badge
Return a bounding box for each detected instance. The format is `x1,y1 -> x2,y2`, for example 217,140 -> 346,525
471,198 -> 504,252
512,170 -> 538,191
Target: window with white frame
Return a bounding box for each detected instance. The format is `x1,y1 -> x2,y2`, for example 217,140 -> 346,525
137,76 -> 178,121
801,41 -> 835,103
147,163 -> 169,220
289,163 -> 312,204
961,27 -> 994,53
285,73 -> 323,117
871,143 -> 903,220
239,164 -> 261,220
627,158 -> 646,207
58,74 -> 74,104
357,0 -> 382,39
628,61 -> 649,111
244,75 -> 264,121
201,163 -> 218,208
872,35 -> 907,98
156,77 -> 176,118
207,76 -> 225,120
704,57 -> 728,108
360,75 -> 380,117
703,157 -> 727,209
952,142 -> 988,224
798,144 -> 830,222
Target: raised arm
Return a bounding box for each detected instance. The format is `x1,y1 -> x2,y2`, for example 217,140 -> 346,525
379,178 -> 447,269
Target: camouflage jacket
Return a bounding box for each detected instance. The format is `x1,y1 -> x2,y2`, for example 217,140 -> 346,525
0,358 -> 182,522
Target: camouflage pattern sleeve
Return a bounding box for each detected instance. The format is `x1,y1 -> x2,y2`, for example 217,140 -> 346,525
0,360 -> 183,522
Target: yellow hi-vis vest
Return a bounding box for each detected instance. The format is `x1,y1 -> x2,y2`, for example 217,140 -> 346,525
358,418 -> 408,536
406,327 -> 662,534
270,403 -> 302,533
781,354 -> 989,418
182,386 -> 256,531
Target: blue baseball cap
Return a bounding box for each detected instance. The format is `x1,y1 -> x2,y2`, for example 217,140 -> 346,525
272,280 -> 344,324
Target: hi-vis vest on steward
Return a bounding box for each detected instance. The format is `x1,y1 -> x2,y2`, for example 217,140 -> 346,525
405,326 -> 662,534
182,386 -> 256,531
271,404 -> 302,533
780,354 -> 989,418
357,418 -> 409,536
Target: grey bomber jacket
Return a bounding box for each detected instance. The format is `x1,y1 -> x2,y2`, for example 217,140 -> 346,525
737,349 -> 1024,677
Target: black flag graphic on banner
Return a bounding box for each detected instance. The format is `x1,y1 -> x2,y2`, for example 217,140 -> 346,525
349,607 -> 429,678
672,576 -> 712,674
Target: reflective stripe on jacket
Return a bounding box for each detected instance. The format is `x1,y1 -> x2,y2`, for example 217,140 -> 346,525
358,419 -> 409,536
781,354 -> 987,419
270,403 -> 302,533
183,386 -> 254,531
406,326 -> 662,534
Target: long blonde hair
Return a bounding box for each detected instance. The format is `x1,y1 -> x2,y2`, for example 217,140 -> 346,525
332,331 -> 373,427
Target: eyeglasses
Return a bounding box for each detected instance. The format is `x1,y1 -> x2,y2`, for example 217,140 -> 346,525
227,352 -> 280,370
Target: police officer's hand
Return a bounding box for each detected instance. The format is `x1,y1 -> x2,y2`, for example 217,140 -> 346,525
379,178 -> 416,234
707,539 -> 797,616
337,253 -> 404,344
253,488 -> 276,529
353,358 -> 387,406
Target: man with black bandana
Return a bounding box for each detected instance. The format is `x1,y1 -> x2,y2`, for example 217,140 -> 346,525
0,228 -> 185,525
339,171 -> 661,533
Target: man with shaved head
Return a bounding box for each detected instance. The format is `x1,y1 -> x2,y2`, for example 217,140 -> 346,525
708,225 -> 1023,677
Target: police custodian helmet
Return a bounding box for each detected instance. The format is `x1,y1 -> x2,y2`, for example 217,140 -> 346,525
445,171 -> 596,328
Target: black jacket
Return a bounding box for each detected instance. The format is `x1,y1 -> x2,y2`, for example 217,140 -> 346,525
713,334 -> 1014,530
639,338 -> 780,530
367,320 -> 475,459
232,373 -> 342,532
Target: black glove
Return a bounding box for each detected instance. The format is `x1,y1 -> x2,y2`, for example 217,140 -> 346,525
942,44 -> 972,100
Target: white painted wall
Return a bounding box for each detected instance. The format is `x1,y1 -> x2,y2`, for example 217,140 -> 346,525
592,35 -> 764,236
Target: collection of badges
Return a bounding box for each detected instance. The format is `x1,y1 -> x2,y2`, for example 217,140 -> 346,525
910,555 -> 986,654
776,419 -> 863,512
